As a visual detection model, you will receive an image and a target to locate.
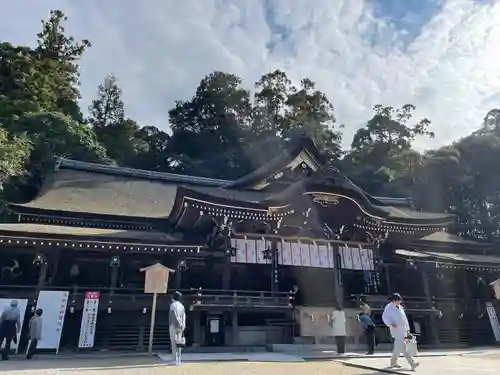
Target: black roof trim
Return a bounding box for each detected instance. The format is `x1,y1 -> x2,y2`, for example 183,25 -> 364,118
57,158 -> 232,187
7,204 -> 171,227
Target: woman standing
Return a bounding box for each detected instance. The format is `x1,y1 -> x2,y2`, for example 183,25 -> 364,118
329,306 -> 347,355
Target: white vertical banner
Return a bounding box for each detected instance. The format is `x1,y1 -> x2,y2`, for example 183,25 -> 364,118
282,241 -> 292,265
310,242 -> 320,267
360,247 -> 370,270
342,245 -> 354,269
299,242 -> 312,267
246,239 -> 257,264
36,290 -> 69,352
236,238 -> 247,263
277,240 -> 284,265
291,242 -> 302,266
318,244 -> 329,268
0,299 -> 28,353
485,302 -> 500,342
351,246 -> 363,270
78,291 -> 100,348
327,244 -> 335,269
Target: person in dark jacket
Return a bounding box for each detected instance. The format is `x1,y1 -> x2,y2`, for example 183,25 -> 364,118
0,300 -> 21,361
358,312 -> 376,355
26,309 -> 43,359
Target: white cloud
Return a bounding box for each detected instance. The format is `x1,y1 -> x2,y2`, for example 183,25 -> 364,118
1,0 -> 500,150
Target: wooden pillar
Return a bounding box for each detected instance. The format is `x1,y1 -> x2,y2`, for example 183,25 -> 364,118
174,270 -> 183,290
384,264 -> 392,295
48,250 -> 60,285
36,254 -> 49,291
421,266 -> 440,345
222,259 -> 231,290
332,245 -> 343,307
104,260 -> 120,349
461,269 -> 471,300
231,311 -> 238,345
193,311 -> 201,346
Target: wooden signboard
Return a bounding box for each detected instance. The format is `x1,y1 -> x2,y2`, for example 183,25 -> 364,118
141,263 -> 174,294
140,263 -> 175,354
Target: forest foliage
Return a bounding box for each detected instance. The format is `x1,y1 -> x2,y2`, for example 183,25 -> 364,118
2,10 -> 500,243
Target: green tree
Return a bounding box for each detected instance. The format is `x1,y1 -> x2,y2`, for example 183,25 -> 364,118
0,43 -> 56,127
35,10 -> 90,121
168,71 -> 253,178
88,74 -> 124,128
252,70 -> 342,160
343,104 -> 433,196
0,128 -> 31,183
3,112 -> 107,201
14,112 -> 107,164
413,129 -> 500,242
88,74 -> 152,166
132,126 -> 171,171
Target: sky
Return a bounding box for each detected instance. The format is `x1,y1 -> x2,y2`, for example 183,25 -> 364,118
1,0 -> 500,150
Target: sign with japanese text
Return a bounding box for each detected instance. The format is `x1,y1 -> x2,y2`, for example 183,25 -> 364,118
36,290 -> 69,351
78,291 -> 100,348
486,302 -> 500,342
140,263 -> 174,294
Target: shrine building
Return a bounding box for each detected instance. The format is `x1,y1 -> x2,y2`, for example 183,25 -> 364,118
0,134 -> 499,351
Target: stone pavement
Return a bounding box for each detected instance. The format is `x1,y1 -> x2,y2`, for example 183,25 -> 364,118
157,351 -> 306,362
1,356 -> 375,375
339,351 -> 500,375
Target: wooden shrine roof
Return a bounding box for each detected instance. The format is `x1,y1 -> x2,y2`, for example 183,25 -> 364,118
6,134 -> 454,229
395,248 -> 500,268
415,231 -> 489,245
9,169 -> 180,219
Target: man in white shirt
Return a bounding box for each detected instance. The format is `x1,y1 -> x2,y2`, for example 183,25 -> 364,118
382,293 -> 419,370
169,291 -> 186,365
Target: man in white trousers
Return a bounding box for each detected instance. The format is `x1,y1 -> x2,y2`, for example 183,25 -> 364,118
382,293 -> 419,371
169,291 -> 186,366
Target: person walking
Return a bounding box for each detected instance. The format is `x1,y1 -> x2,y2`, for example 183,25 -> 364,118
358,312 -> 376,355
329,306 -> 347,355
382,293 -> 419,371
0,300 -> 21,361
169,291 -> 186,366
26,309 -> 43,359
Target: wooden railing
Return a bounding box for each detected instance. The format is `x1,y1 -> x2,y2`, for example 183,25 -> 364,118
190,288 -> 292,310
0,285 -> 293,310
344,294 -> 493,313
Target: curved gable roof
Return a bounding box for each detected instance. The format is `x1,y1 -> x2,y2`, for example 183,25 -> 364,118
227,134 -> 325,189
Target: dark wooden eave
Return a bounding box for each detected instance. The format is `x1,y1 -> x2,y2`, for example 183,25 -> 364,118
394,248 -> 500,270
0,223 -> 204,254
